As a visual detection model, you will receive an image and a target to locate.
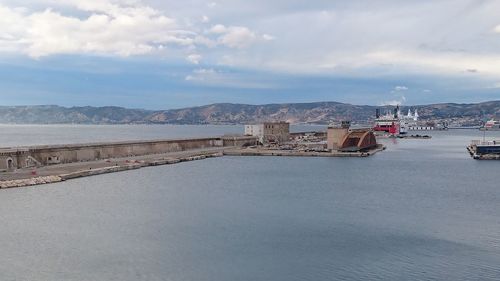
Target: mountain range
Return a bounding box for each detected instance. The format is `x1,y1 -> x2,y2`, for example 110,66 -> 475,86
0,101 -> 498,125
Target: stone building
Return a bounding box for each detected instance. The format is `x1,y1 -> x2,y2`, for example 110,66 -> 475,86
244,124 -> 263,139
245,122 -> 290,144
327,121 -> 350,150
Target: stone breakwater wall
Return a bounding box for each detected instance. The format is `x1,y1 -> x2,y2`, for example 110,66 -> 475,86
0,136 -> 257,171
0,152 -> 223,189
224,144 -> 385,158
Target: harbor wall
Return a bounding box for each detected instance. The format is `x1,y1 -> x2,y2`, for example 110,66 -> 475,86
0,136 -> 258,170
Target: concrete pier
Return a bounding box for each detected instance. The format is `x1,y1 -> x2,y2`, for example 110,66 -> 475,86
0,136 -> 257,171
0,149 -> 224,189
224,144 -> 385,158
0,134 -> 386,189
0,135 -> 257,189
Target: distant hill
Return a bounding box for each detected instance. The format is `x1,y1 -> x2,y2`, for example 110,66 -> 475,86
0,105 -> 151,124
0,101 -> 499,125
147,102 -> 377,124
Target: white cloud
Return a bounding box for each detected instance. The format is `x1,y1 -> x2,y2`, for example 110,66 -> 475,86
185,0 -> 500,79
185,68 -> 216,81
485,82 -> 500,89
194,35 -> 217,48
394,86 -> 408,91
258,48 -> 500,78
381,95 -> 406,106
262,34 -> 275,41
208,24 -> 261,48
364,49 -> 500,77
218,26 -> 257,48
0,1 -> 274,59
209,24 -> 227,34
186,53 -> 202,64
193,68 -> 216,74
2,0 -> 499,82
184,67 -> 275,88
0,1 -> 194,57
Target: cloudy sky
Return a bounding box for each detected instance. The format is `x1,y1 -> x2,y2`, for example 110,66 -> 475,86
0,0 -> 499,109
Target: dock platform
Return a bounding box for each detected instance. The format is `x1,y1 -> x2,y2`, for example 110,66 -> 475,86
467,140 -> 500,160
224,144 -> 385,158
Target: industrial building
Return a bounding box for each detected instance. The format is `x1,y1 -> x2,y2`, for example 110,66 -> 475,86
244,122 -> 290,143
327,121 -> 378,152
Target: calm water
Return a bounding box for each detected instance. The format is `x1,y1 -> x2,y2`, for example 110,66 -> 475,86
0,124 -> 324,147
1,126 -> 500,281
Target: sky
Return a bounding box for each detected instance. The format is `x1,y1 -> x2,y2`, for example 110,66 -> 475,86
0,0 -> 499,109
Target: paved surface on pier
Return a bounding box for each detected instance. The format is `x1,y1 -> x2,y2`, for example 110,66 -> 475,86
224,144 -> 385,157
0,147 -> 227,181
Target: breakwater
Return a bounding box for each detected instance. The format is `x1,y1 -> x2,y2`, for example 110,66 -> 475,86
0,136 -> 257,171
224,144 -> 385,158
0,133 -> 386,190
0,151 -> 223,189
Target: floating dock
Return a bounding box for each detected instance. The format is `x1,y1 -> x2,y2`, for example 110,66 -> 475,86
467,140 -> 500,160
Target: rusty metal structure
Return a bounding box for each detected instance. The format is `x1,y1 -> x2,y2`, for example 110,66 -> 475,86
338,130 -> 378,152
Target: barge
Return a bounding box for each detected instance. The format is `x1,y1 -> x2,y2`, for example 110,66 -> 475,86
467,140 -> 500,160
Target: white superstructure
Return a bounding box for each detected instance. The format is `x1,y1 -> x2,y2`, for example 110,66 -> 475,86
399,109 -> 418,134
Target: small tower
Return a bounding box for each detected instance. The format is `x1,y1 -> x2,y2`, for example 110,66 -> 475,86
327,121 -> 350,151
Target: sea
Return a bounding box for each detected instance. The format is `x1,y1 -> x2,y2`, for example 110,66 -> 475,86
1,124 -> 500,281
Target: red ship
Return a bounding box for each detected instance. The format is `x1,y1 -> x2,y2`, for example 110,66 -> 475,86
373,107 -> 400,135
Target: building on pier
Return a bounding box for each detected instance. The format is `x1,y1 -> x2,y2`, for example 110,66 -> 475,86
245,122 -> 290,144
327,121 -> 378,152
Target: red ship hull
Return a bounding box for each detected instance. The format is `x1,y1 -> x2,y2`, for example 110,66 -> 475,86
373,122 -> 399,134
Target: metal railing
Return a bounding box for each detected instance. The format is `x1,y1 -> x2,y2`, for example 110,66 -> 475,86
471,140 -> 499,146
